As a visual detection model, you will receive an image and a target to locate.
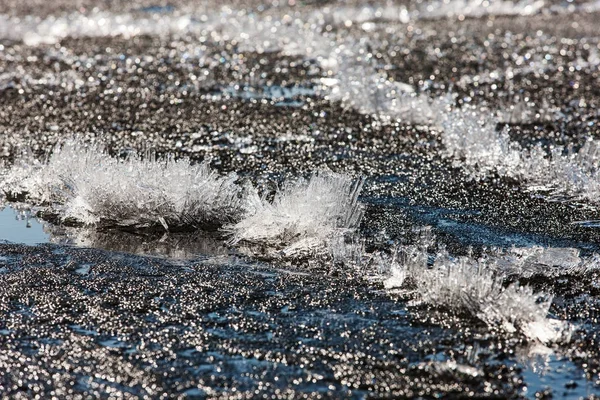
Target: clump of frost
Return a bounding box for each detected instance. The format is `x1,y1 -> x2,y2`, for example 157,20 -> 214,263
330,235 -> 367,267
491,246 -> 600,277
382,240 -> 575,343
321,50 -> 437,125
0,0 -> 586,50
420,256 -> 566,343
417,0 -> 545,19
1,148 -> 54,203
416,360 -> 483,378
527,140 -> 600,202
438,103 -> 600,203
226,171 -> 364,258
438,104 -> 522,178
2,140 -> 247,231
0,9 -> 332,59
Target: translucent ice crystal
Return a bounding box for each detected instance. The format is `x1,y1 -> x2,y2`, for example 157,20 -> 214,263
415,255 -> 565,343
382,243 -> 587,343
491,246 -> 600,277
438,104 -> 522,179
225,171 -> 364,258
2,140 -> 247,231
439,103 -> 600,204
321,50 -> 437,125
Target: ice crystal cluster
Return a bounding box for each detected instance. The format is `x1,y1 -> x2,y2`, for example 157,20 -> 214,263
1,141 -> 365,257
381,244 -> 585,343
0,2 -> 560,130
439,105 -> 523,178
318,41 -> 438,126
311,30 -> 600,205
492,245 -> 600,277
439,105 -> 600,203
2,140 -> 247,231
226,171 -> 364,258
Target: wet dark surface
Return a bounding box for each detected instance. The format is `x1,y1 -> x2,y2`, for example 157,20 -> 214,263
1,0 -> 600,398
0,241 -> 596,398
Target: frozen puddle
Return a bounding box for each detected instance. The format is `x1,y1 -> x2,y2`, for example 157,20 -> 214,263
48,226 -> 228,259
0,206 -> 49,245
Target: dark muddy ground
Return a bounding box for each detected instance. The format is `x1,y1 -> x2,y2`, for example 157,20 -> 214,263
1,0 -> 600,398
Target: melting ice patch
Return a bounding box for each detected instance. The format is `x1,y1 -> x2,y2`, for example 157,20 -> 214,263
226,171 -> 364,258
1,141 -> 248,231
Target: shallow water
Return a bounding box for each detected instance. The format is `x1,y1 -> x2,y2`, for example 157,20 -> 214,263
0,203 -> 231,259
0,207 -> 49,245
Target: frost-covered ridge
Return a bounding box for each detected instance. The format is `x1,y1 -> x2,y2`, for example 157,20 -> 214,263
0,9 -> 331,57
1,0 -> 589,47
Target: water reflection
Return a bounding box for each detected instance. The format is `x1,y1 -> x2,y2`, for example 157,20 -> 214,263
0,205 -> 228,259
47,224 -> 228,259
0,206 -> 50,245
516,343 -> 594,398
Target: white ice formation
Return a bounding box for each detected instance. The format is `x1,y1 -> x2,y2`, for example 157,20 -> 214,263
1,141 -> 365,258
321,53 -> 437,125
2,140 -> 247,231
0,0 -> 588,47
380,243 -> 594,343
440,104 -> 600,203
225,171 -> 364,258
